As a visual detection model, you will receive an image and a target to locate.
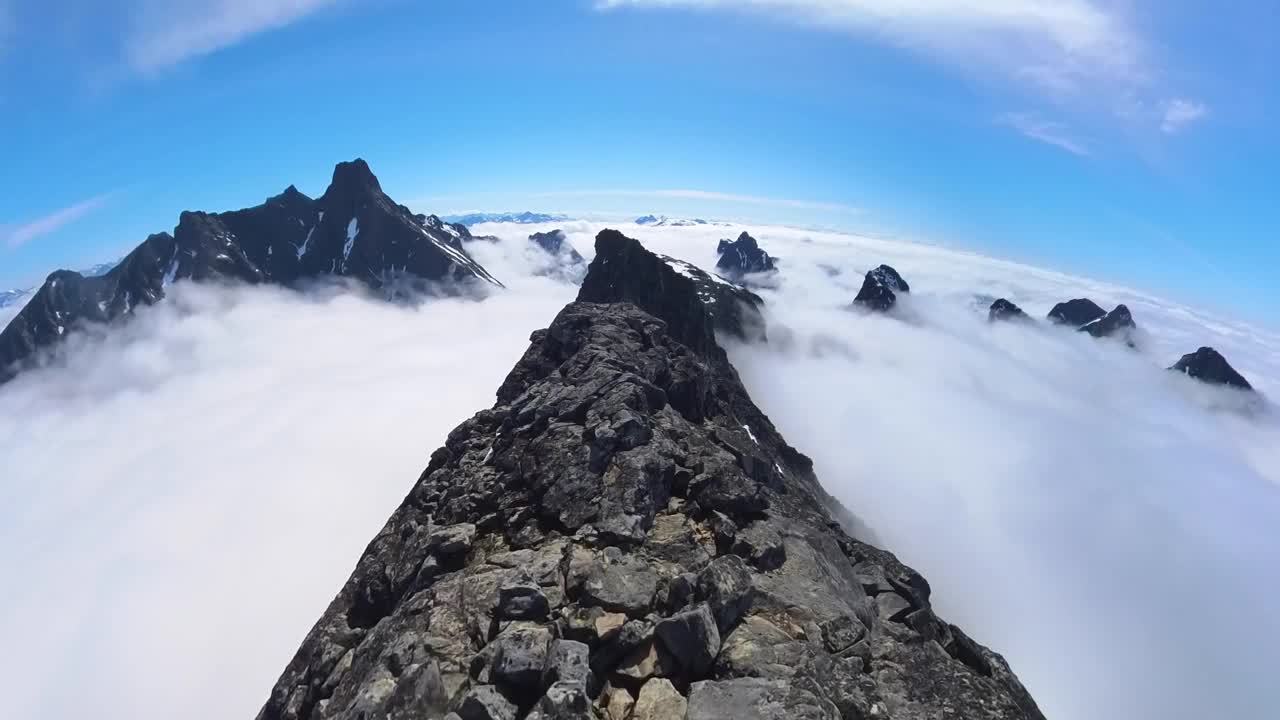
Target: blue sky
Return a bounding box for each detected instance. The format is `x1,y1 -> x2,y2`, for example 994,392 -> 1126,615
1,0 -> 1276,319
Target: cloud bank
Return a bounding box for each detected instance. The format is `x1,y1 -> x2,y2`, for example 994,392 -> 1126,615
2,221 -> 1278,719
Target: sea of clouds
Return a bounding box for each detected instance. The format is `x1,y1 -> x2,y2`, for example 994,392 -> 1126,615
2,221 -> 1278,720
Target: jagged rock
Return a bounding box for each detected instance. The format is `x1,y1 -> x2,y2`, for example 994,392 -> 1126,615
716,232 -> 776,280
542,638 -> 593,690
696,555 -> 754,633
1080,304 -> 1137,340
601,685 -> 635,720
578,552 -> 660,616
490,623 -> 553,699
256,229 -> 1044,720
631,678 -> 688,720
1047,298 -> 1106,326
0,159 -> 501,385
989,298 -> 1030,322
655,602 -> 721,677
429,523 -> 477,558
497,579 -> 551,621
852,264 -> 909,312
1170,347 -> 1253,390
686,678 -> 792,720
525,681 -> 592,720
579,229 -> 766,350
456,685 -> 518,720
731,522 -> 786,571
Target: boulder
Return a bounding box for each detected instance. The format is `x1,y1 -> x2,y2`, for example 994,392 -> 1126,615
490,624 -> 553,699
631,678 -> 688,720
456,685 -> 518,720
655,603 -> 721,677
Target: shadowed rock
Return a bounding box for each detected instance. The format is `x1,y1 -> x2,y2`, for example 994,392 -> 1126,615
1080,304 -> 1137,340
1171,347 -> 1253,390
1047,298 -> 1106,327
715,232 -> 776,281
255,229 -> 1044,720
852,264 -> 909,312
989,298 -> 1030,323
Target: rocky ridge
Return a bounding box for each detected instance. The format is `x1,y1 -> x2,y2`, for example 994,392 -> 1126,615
257,229 -> 1044,720
0,160 -> 499,385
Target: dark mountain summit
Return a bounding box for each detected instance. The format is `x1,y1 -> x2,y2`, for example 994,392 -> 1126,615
852,264 -> 910,312
529,230 -> 586,266
1079,304 -> 1137,341
257,229 -> 1042,720
0,159 -> 500,385
1171,347 -> 1253,390
988,298 -> 1029,323
715,232 -> 776,280
1047,298 -> 1106,327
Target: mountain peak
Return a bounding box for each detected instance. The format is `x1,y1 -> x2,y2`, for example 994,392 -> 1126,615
327,158 -> 383,198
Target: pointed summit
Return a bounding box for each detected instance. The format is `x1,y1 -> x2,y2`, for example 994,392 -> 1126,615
324,158 -> 383,202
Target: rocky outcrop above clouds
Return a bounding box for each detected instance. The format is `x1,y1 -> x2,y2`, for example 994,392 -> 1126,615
1171,347 -> 1254,391
1047,298 -> 1106,327
0,160 -> 499,385
256,229 -> 1044,720
852,265 -> 910,313
715,232 -> 776,281
988,298 -> 1029,323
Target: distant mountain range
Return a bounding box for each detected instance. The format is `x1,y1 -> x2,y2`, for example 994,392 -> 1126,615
0,159 -> 504,385
442,211 -> 570,226
635,214 -> 730,227
0,261 -> 119,309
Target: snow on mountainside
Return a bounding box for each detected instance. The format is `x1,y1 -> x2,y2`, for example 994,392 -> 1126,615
442,211 -> 570,226
0,159 -> 502,386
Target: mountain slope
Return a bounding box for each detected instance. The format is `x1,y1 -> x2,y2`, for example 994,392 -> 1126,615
257,229 -> 1042,720
0,159 -> 500,385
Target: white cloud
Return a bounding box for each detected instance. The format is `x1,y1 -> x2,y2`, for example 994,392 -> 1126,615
3,220 -> 1278,720
999,112 -> 1090,156
125,0 -> 344,72
1161,98 -> 1209,134
600,0 -> 1207,137
3,192 -> 115,249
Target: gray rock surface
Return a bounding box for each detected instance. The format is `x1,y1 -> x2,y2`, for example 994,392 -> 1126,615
257,229 -> 1043,720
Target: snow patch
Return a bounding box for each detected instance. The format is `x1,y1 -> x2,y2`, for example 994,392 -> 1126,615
343,217 -> 360,268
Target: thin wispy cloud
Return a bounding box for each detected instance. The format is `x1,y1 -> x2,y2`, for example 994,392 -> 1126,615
533,188 -> 862,214
1161,98 -> 1209,135
999,112 -> 1090,156
125,0 -> 344,73
599,0 -> 1205,137
4,193 -> 115,249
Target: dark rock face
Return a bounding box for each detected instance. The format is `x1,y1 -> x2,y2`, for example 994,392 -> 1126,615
852,265 -> 909,312
1080,304 -> 1137,340
528,230 -> 587,283
715,232 -> 776,280
0,159 -> 500,385
989,298 -> 1029,323
257,230 -> 1043,720
1171,347 -> 1253,390
578,229 -> 766,351
1047,298 -> 1106,327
